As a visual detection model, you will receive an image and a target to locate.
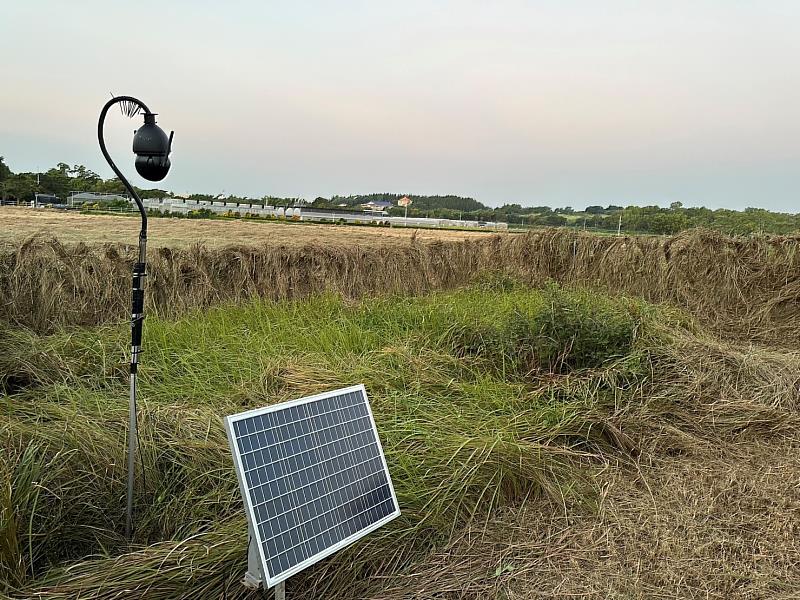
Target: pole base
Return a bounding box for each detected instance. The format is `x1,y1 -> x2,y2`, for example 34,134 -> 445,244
242,571 -> 262,590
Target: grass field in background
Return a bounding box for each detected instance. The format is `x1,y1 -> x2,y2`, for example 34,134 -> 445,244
0,206 -> 493,249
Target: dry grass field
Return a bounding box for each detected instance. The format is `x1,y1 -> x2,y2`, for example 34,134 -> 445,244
2,212 -> 800,599
0,206 -> 494,249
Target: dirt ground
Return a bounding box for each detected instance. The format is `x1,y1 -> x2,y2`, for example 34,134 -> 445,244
0,206 -> 497,248
367,439 -> 800,599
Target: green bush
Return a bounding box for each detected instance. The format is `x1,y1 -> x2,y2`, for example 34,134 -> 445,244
447,284 -> 638,374
531,284 -> 637,371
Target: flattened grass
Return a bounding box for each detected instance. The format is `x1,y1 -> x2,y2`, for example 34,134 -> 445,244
1,282 -> 797,598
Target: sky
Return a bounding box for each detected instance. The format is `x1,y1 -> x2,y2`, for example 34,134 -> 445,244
1,1 -> 798,211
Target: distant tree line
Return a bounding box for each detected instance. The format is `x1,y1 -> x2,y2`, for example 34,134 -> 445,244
0,157 -> 300,208
500,202 -> 800,236
1,157 -> 797,235
0,157 -> 169,202
318,193 -> 485,213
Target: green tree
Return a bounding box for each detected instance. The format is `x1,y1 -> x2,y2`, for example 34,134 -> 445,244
2,173 -> 36,202
70,165 -> 102,189
0,157 -> 11,182
40,167 -> 72,198
531,213 -> 568,227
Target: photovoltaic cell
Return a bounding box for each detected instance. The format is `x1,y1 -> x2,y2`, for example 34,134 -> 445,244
225,384 -> 400,587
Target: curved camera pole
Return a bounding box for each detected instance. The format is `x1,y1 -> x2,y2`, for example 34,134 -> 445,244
97,96 -> 152,540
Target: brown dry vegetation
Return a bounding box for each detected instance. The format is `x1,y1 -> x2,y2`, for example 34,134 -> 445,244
2,220 -> 800,599
365,329 -> 800,599
367,440 -> 800,599
0,206 -> 489,248
1,227 -> 798,346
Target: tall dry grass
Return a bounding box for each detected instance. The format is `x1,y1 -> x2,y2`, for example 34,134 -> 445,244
1,228 -> 798,343
501,228 -> 800,344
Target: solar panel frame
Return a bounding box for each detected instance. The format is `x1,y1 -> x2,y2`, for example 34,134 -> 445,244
225,384 -> 401,588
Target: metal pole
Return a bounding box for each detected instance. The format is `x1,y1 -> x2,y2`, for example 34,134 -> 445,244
126,372 -> 138,538
274,582 -> 285,600
126,234 -> 147,538
98,95 -> 152,540
617,213 -> 622,236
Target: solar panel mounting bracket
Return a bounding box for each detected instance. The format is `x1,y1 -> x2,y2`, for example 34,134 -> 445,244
275,582 -> 285,600
243,526 -> 264,590
244,533 -> 286,598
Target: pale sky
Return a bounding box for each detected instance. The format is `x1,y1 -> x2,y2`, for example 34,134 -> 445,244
2,1 -> 798,210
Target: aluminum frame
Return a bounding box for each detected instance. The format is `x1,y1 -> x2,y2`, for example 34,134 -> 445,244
224,384 -> 401,589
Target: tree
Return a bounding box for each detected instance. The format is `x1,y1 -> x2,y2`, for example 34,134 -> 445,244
670,201 -> 683,210
585,205 -> 605,214
41,167 -> 72,198
92,178 -> 127,195
70,165 -> 101,189
531,213 -> 568,227
2,173 -> 36,202
0,157 -> 11,182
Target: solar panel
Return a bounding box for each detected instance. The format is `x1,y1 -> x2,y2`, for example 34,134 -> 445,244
225,384 -> 401,588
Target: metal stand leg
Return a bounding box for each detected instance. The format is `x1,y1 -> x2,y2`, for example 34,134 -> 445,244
243,530 -> 264,590
124,371 -> 138,539
125,238 -> 147,540
242,533 -> 286,598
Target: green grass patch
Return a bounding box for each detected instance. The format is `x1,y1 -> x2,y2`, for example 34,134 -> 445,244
1,283 -> 658,598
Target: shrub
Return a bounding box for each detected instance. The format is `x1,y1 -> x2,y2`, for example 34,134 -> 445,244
531,284 -> 637,371
447,284 -> 639,375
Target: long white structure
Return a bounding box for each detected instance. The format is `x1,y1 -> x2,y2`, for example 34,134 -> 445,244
138,197 -> 507,230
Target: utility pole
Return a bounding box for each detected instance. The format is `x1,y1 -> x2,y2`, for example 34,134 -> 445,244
617,213 -> 622,236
